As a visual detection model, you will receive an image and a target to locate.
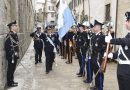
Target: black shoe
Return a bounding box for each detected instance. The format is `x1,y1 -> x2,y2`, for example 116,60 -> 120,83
50,68 -> 52,71
76,73 -> 81,75
35,62 -> 38,64
39,61 -> 42,63
46,71 -> 49,74
83,79 -> 92,83
12,81 -> 18,84
90,86 -> 99,90
8,83 -> 18,87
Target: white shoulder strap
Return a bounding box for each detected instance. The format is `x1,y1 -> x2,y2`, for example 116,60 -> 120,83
118,46 -> 129,61
46,35 -> 57,53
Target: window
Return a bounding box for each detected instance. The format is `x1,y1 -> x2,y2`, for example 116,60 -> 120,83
49,6 -> 51,10
105,4 -> 111,21
52,6 -> 55,11
51,13 -> 55,17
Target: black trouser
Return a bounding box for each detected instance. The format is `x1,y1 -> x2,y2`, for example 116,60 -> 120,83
45,51 -> 55,72
77,47 -> 86,75
86,61 -> 93,81
117,74 -> 130,90
34,48 -> 43,63
7,58 -> 17,84
91,54 -> 104,90
66,46 -> 73,63
60,42 -> 63,56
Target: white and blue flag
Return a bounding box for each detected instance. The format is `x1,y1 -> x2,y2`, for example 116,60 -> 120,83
57,0 -> 75,41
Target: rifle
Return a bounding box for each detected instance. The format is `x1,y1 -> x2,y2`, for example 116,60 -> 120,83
101,20 -> 113,72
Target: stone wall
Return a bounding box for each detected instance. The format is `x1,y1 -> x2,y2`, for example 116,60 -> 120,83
0,0 -> 35,89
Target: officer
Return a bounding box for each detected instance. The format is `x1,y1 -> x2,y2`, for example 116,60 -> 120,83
83,22 -> 94,83
66,27 -> 75,64
62,34 -> 67,59
30,26 -> 43,64
105,12 -> 130,90
90,20 -> 106,90
40,25 -> 57,74
76,24 -> 87,77
5,20 -> 19,87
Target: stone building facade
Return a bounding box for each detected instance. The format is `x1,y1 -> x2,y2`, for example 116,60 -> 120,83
69,0 -> 130,38
0,0 -> 35,89
45,0 -> 57,26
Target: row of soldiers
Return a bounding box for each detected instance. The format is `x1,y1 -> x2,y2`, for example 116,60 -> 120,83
59,12 -> 130,90
59,20 -> 106,90
4,12 -> 130,90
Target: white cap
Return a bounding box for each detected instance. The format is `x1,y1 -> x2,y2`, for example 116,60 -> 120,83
83,21 -> 90,27
107,22 -> 114,28
37,24 -> 41,28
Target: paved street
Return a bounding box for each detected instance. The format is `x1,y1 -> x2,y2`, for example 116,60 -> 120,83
6,41 -> 118,90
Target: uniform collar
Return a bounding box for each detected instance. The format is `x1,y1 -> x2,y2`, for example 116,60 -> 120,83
36,32 -> 41,37
96,31 -> 101,35
10,31 -> 16,34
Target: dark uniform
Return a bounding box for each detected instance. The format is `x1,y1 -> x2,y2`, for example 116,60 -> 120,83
66,31 -> 75,64
83,25 -> 94,83
76,24 -> 88,77
30,27 -> 43,64
91,20 -> 106,90
109,12 -> 130,90
61,35 -> 67,59
40,26 -> 57,74
5,21 -> 19,87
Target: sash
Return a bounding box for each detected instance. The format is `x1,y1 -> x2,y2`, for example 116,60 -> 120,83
46,36 -> 57,53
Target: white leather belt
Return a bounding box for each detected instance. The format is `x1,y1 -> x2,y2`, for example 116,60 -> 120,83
118,60 -> 130,65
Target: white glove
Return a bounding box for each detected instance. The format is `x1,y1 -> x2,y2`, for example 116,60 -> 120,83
105,33 -> 112,43
104,52 -> 107,57
108,53 -> 113,59
104,52 -> 113,59
15,52 -> 18,56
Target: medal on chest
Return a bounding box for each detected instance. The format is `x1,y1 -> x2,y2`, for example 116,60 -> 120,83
95,42 -> 98,47
125,45 -> 128,50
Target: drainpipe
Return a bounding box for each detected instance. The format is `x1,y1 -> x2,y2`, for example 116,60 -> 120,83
88,0 -> 90,22
114,0 -> 118,51
83,0 -> 85,18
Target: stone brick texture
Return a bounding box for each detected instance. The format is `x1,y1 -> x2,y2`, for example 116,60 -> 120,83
0,0 -> 35,89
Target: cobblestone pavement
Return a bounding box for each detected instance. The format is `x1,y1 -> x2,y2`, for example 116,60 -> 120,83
6,41 -> 118,90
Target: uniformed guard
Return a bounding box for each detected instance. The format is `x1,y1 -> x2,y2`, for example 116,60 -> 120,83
105,12 -> 130,90
40,25 -> 57,74
90,20 -> 106,90
5,20 -> 19,87
83,22 -> 94,83
66,27 -> 75,64
76,24 -> 87,77
60,34 -> 67,59
30,26 -> 43,64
